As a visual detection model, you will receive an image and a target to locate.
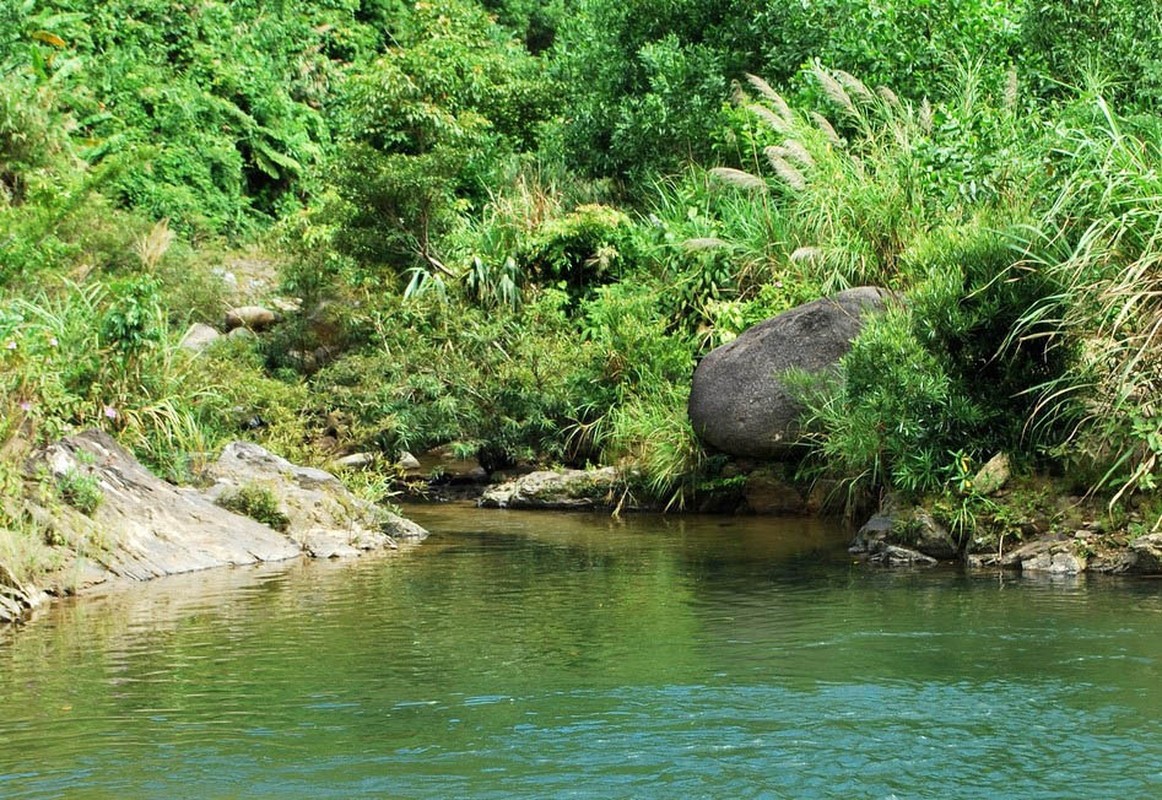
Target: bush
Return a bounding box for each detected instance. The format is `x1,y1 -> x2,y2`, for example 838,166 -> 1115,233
216,482 -> 289,532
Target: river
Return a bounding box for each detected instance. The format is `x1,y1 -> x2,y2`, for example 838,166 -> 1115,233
2,505 -> 1161,798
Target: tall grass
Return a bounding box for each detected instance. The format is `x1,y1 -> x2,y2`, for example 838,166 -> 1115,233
1012,100 -> 1162,511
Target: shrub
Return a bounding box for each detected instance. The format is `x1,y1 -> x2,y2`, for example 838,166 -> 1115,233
56,468 -> 102,516
217,482 -> 289,532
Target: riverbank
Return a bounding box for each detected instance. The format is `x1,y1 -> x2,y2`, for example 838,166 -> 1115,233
6,447 -> 1162,627
0,431 -> 427,623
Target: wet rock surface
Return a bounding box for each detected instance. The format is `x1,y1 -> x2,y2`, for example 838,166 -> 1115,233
479,468 -> 623,510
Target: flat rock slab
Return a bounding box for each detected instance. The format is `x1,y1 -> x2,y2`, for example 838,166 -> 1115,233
479,468 -> 621,510
31,431 -> 303,582
204,441 -> 428,554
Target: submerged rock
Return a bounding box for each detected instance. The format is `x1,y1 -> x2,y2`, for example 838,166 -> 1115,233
479,468 -> 621,510
688,287 -> 891,458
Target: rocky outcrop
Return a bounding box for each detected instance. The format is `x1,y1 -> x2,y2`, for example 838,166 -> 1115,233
27,431 -> 305,583
2,431 -> 427,622
1092,532 -> 1162,576
688,287 -> 892,458
1001,537 -> 1088,575
850,507 -> 959,561
479,468 -> 621,510
204,441 -> 428,558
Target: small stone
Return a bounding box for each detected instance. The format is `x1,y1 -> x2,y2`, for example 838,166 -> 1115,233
225,305 -> 278,332
178,322 -> 220,352
397,451 -> 421,471
331,452 -> 375,470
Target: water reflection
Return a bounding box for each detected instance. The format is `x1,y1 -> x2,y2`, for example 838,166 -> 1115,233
1,505 -> 1161,799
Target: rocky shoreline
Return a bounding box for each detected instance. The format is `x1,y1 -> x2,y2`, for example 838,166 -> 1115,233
0,431 -> 427,624
6,446 -> 1161,625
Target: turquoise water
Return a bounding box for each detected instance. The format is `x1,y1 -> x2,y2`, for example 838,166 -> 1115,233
2,506 -> 1161,799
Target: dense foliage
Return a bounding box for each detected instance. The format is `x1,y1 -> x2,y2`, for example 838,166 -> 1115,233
5,0 -> 1162,582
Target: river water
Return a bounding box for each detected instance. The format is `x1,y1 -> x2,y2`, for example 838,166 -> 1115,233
2,506 -> 1161,799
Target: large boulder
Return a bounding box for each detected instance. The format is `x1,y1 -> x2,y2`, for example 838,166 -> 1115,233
688,287 -> 891,458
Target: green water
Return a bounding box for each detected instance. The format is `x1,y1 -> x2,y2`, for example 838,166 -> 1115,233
2,506 -> 1162,799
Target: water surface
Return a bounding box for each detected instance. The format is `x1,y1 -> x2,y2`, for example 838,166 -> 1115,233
2,506 -> 1161,798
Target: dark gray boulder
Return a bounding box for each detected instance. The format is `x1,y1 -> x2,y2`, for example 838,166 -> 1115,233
688,287 -> 891,458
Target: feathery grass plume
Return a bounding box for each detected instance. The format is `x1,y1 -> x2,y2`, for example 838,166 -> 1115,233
779,139 -> 814,167
709,167 -> 767,191
135,219 -> 175,272
1003,67 -> 1019,112
747,103 -> 793,135
731,81 -> 747,107
809,111 -> 842,146
790,246 -> 822,264
876,85 -> 901,109
745,73 -> 794,123
810,62 -> 854,115
919,98 -> 933,134
835,70 -> 874,105
764,152 -> 807,191
682,237 -> 733,252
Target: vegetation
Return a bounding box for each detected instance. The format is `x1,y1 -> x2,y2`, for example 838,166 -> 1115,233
216,482 -> 290,532
5,0 -> 1162,584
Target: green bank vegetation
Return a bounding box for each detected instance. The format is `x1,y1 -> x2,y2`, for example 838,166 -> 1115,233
4,0 -> 1162,581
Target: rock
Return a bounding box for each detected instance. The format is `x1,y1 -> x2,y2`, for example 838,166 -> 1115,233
330,452 -> 376,470
0,563 -> 47,623
418,446 -> 489,483
26,430 -> 304,582
743,465 -> 806,514
224,305 -> 277,332
972,452 -> 1011,496
398,451 -> 421,471
907,510 -> 959,560
1106,532 -> 1162,575
689,287 -> 892,458
851,506 -> 958,560
805,478 -> 846,515
1003,538 -> 1087,575
178,322 -> 221,353
479,467 -> 621,510
850,512 -> 894,554
867,544 -> 938,566
204,442 -> 428,554
227,326 -> 256,340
